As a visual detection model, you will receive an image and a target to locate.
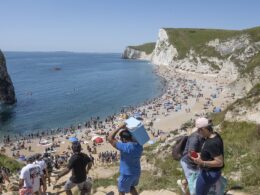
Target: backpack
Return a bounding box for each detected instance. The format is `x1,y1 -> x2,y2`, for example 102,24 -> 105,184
172,135 -> 188,161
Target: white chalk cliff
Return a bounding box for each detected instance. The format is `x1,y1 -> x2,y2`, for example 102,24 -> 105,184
122,47 -> 152,61
123,27 -> 260,124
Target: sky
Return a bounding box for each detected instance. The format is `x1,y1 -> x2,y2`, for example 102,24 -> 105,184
1,0 -> 260,53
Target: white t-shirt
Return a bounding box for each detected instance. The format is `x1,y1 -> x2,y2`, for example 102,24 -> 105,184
35,160 -> 47,172
19,163 -> 42,192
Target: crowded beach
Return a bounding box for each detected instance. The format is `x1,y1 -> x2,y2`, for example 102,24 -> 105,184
0,64 -> 236,194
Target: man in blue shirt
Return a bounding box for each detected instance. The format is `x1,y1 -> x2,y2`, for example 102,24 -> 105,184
108,123 -> 143,195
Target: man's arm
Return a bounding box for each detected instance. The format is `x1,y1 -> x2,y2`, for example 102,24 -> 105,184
107,123 -> 126,148
86,161 -> 92,175
19,179 -> 24,189
191,154 -> 224,168
55,167 -> 70,181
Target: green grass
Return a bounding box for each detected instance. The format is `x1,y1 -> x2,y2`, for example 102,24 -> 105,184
0,154 -> 23,172
137,155 -> 182,193
220,121 -> 260,194
129,42 -> 156,54
92,173 -> 119,192
243,26 -> 260,42
228,83 -> 260,110
164,28 -> 241,59
242,52 -> 260,75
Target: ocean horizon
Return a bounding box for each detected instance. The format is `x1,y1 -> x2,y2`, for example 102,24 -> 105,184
0,52 -> 164,135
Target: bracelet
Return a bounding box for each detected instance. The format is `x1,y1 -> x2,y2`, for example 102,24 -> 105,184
203,161 -> 206,167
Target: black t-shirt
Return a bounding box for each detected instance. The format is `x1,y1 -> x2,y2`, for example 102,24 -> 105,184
67,152 -> 91,183
200,133 -> 224,171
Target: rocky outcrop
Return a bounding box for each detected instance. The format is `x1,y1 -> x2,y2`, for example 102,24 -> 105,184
122,47 -> 152,60
151,29 -> 178,65
0,50 -> 16,105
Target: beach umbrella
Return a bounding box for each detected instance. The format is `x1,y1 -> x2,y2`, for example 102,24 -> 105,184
18,155 -> 26,161
68,137 -> 78,143
39,139 -> 49,145
94,137 -> 103,143
213,107 -> 221,113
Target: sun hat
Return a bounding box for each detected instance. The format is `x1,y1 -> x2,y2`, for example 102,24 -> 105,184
195,117 -> 210,129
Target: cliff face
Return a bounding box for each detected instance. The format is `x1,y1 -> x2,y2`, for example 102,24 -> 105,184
122,47 -> 152,61
123,27 -> 260,123
151,29 -> 178,65
123,27 -> 260,84
0,50 -> 16,105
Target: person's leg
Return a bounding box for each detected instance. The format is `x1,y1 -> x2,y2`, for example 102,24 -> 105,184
196,170 -> 221,195
64,179 -> 76,195
78,179 -> 92,195
180,159 -> 198,195
130,186 -> 138,195
129,174 -> 140,195
118,174 -> 131,195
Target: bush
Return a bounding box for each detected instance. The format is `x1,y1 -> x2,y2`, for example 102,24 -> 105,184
0,154 -> 23,172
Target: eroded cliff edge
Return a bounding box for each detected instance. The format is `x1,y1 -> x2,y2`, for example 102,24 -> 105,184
0,50 -> 16,105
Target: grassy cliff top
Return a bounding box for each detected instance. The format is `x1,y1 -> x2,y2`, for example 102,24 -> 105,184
129,42 -> 156,55
164,27 -> 260,59
164,28 -> 242,59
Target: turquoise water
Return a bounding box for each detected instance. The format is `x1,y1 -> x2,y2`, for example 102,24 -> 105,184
0,52 -> 163,135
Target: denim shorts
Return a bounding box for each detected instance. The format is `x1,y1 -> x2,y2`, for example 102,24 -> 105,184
118,174 -> 140,193
64,178 -> 92,193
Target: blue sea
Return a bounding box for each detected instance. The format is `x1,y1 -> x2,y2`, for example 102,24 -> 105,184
0,52 -> 163,135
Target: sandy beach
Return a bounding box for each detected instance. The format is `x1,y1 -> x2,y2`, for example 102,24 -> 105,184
0,64 -> 238,194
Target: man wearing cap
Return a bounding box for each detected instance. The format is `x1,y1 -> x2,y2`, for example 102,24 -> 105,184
190,117 -> 224,195
19,155 -> 43,195
55,142 -> 92,195
108,123 -> 143,195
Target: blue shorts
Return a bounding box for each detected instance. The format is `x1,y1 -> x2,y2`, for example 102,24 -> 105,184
118,174 -> 140,193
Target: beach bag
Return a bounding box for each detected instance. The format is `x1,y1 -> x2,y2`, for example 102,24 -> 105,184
188,172 -> 227,195
172,135 -> 188,160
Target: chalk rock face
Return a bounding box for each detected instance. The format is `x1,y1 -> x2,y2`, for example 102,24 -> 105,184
122,47 -> 152,60
0,50 -> 16,105
151,29 -> 178,65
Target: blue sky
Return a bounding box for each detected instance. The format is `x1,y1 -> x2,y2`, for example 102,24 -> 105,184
1,0 -> 259,52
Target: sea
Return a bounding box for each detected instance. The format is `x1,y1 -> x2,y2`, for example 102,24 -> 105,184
0,52 -> 164,135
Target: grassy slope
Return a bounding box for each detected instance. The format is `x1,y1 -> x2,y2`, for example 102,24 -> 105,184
0,154 -> 23,172
228,83 -> 260,110
91,120 -> 259,194
165,28 -> 241,59
129,42 -> 156,55
209,84 -> 260,194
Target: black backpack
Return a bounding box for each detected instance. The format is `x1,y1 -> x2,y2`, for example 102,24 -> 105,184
172,135 -> 188,161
